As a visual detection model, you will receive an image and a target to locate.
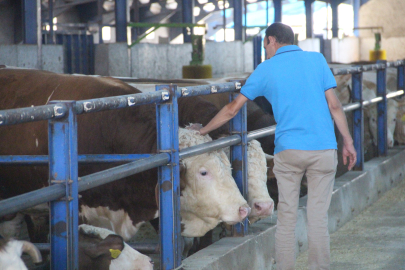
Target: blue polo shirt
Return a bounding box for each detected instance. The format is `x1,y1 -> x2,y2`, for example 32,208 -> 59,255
241,45 -> 337,154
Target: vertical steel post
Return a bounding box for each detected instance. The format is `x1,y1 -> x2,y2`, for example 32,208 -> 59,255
156,85 -> 181,269
376,60 -> 387,156
253,35 -> 262,69
49,0 -> 54,44
115,0 -> 127,42
331,0 -> 338,38
351,72 -> 364,170
273,0 -> 282,23
305,0 -> 314,38
353,0 -> 360,37
182,0 -> 194,43
234,0 -> 243,41
23,0 -> 37,44
229,91 -> 249,236
48,101 -> 79,270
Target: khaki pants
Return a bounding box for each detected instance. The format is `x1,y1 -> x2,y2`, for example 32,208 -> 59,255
273,149 -> 337,270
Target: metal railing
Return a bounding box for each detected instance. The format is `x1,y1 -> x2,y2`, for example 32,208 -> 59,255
0,59 -> 404,269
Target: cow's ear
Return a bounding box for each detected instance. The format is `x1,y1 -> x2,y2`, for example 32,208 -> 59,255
84,234 -> 125,259
179,162 -> 187,191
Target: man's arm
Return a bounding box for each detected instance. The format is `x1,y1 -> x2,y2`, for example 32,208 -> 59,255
325,88 -> 357,170
195,94 -> 249,136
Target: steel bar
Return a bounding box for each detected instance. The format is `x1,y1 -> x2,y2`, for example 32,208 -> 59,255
179,135 -> 241,159
343,102 -> 361,112
0,185 -> 65,217
35,242 -> 160,254
178,82 -> 239,98
78,153 -> 169,193
234,0 -> 243,41
74,90 -> 169,114
0,104 -> 67,126
156,85 -> 181,269
0,154 -> 153,165
247,125 -> 276,141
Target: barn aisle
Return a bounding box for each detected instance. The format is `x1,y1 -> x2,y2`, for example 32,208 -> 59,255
295,177 -> 405,270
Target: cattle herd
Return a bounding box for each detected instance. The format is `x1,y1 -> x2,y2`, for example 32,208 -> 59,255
0,65 -> 403,269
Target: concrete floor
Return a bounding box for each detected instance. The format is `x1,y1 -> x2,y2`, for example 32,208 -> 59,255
295,178 -> 405,270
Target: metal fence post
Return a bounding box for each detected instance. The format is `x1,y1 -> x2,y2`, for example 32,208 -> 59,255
156,85 -> 181,269
376,60 -> 387,156
351,72 -> 364,170
229,90 -> 249,236
398,61 -> 405,92
48,101 -> 79,270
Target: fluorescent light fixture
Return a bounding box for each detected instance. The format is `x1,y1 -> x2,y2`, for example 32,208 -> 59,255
197,0 -> 208,4
139,0 -> 150,4
193,6 -> 201,16
203,2 -> 215,12
150,2 -> 161,14
166,0 -> 178,10
246,0 -> 257,3
218,1 -> 229,9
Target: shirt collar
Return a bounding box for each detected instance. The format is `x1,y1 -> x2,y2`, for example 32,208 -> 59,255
275,45 -> 302,56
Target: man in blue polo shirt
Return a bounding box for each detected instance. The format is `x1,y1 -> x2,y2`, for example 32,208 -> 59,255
191,22 -> 357,270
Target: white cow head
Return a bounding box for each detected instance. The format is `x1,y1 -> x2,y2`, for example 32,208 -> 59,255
178,128 -> 250,237
363,86 -> 399,148
0,239 -> 42,270
79,224 -> 154,270
246,140 -> 274,223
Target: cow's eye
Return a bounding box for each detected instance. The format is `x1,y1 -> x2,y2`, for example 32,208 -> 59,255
200,171 -> 207,176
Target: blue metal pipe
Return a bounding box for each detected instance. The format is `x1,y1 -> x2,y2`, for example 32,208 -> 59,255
376,60 -> 388,156
156,85 -> 181,269
351,72 -> 364,170
331,0 -> 338,38
115,0 -> 127,42
305,0 -> 314,38
48,101 -> 79,270
230,92 -> 249,236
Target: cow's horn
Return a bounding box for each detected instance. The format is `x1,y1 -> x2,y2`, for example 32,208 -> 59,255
265,154 -> 274,160
22,241 -> 42,263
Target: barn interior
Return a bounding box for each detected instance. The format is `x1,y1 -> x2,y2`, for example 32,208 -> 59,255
0,0 -> 405,270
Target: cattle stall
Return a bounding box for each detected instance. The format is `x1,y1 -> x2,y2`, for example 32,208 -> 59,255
0,59 -> 404,270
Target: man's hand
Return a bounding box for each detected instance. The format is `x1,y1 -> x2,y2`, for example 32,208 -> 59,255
342,140 -> 357,171
187,123 -> 203,133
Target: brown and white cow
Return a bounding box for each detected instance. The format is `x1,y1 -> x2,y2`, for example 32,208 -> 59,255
0,68 -> 248,243
78,224 -> 154,270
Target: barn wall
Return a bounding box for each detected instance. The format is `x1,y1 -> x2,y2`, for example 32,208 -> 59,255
125,41 -> 253,79
0,45 -> 64,73
95,43 -> 130,77
331,37 -> 360,63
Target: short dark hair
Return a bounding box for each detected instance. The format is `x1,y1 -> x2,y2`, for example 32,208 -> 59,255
265,23 -> 294,45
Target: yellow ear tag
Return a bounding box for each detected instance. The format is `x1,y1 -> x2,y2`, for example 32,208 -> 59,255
401,114 -> 405,122
110,249 -> 121,259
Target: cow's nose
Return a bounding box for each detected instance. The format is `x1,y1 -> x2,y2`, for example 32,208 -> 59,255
239,206 -> 250,220
254,201 -> 274,216
388,139 -> 393,147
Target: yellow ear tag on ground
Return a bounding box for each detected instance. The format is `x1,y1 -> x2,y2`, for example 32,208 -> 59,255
401,114 -> 405,122
110,249 -> 121,259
